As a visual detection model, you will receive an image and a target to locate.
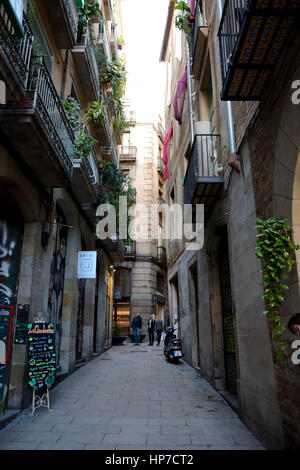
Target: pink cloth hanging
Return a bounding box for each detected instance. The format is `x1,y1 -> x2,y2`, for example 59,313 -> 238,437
190,0 -> 195,13
173,68 -> 187,125
163,123 -> 173,181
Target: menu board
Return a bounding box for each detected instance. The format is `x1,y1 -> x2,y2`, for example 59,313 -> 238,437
14,304 -> 29,344
27,323 -> 56,390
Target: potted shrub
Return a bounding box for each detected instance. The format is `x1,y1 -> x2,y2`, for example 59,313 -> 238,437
86,100 -> 107,126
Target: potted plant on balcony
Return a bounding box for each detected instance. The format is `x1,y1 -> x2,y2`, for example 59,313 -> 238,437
73,128 -> 97,160
78,0 -> 102,37
86,100 -> 107,126
171,0 -> 194,43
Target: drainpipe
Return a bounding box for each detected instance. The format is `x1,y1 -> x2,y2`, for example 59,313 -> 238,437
217,0 -> 240,172
186,40 -> 194,144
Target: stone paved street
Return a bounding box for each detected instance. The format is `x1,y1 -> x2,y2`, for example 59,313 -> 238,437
0,343 -> 265,450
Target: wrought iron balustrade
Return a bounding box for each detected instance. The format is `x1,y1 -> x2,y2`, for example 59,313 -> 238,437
27,58 -> 74,178
218,0 -> 300,100
157,246 -> 167,266
0,8 -> 34,91
184,134 -> 223,207
120,146 -> 137,159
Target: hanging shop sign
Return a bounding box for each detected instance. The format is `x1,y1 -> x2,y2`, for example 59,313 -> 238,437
27,322 -> 56,390
14,304 -> 29,344
77,251 -> 97,279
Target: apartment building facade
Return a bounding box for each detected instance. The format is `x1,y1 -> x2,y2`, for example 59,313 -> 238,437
0,0 -> 128,410
161,0 -> 300,449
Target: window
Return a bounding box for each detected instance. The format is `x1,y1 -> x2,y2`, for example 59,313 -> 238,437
28,0 -> 53,74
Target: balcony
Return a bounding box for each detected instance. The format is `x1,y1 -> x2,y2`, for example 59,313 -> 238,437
72,25 -> 100,102
0,58 -> 74,186
42,0 -> 79,48
0,8 -> 34,97
71,128 -> 99,221
124,241 -> 136,259
90,103 -> 112,146
101,135 -> 119,166
98,233 -> 125,263
119,146 -> 137,161
125,110 -> 136,126
218,0 -> 300,101
157,246 -> 167,268
191,0 -> 209,80
184,134 -> 224,215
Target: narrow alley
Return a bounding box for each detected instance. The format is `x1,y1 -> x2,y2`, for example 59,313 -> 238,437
0,344 -> 264,451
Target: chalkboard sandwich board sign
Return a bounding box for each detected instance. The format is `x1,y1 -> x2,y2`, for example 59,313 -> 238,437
27,323 -> 56,390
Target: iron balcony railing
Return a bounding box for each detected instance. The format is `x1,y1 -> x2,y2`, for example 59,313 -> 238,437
157,246 -> 167,266
0,8 -> 34,91
27,58 -> 74,179
218,0 -> 247,85
81,126 -> 100,196
120,146 -> 137,158
124,240 -> 136,257
75,24 -> 100,99
218,0 -> 300,100
184,134 -> 223,205
191,0 -> 207,58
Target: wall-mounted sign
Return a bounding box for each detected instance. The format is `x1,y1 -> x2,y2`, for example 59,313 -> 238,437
77,251 -> 97,279
27,323 -> 56,390
14,304 -> 29,344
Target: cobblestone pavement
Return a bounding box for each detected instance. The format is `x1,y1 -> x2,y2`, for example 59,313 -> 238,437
0,342 -> 265,450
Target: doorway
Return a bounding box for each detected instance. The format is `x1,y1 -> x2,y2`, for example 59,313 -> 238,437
217,227 -> 237,395
0,187 -> 24,405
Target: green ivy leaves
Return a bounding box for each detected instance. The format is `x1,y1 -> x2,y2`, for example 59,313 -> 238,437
255,217 -> 299,358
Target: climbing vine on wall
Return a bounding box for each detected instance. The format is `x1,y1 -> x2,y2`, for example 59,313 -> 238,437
255,217 -> 299,357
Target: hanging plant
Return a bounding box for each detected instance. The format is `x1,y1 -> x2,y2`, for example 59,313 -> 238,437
255,216 -> 299,357
78,0 -> 102,37
61,96 -> 82,132
73,128 -> 97,159
171,0 -> 194,44
99,162 -> 136,243
86,100 -> 107,125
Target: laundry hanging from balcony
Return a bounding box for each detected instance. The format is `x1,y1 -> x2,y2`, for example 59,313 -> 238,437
190,0 -> 195,13
173,68 -> 187,125
163,122 -> 173,181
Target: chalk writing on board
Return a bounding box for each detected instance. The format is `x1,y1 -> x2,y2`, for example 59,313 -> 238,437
27,322 -> 56,390
14,304 -> 29,344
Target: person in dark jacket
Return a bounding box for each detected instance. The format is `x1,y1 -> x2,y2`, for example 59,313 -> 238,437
148,314 -> 156,346
155,320 -> 163,346
131,312 -> 142,345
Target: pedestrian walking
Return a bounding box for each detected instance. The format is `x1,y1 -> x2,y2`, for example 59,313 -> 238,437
155,320 -> 163,346
131,312 -> 142,345
148,314 -> 156,346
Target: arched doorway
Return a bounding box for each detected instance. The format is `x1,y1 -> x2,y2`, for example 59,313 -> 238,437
0,185 -> 24,406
